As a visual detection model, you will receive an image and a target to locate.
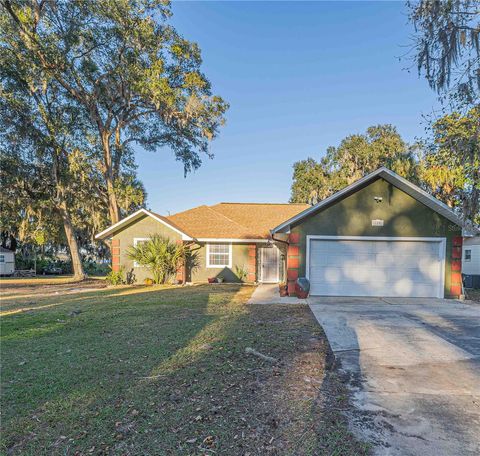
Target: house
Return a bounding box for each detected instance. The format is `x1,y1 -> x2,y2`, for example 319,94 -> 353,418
462,235 -> 480,288
0,247 -> 15,276
96,167 -> 466,298
96,202 -> 309,284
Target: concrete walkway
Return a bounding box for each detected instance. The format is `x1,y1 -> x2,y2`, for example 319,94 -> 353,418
309,297 -> 480,456
247,283 -> 307,304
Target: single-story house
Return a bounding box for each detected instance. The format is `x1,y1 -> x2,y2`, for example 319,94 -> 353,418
96,167 -> 466,299
0,247 -> 15,276
462,235 -> 480,288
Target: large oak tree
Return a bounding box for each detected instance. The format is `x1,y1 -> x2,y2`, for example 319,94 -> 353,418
2,0 -> 228,224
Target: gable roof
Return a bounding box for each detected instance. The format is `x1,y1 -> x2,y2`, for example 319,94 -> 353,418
95,208 -> 194,240
167,203 -> 310,239
95,203 -> 309,241
271,167 -> 466,234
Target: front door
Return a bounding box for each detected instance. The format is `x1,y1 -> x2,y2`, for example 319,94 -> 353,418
261,245 -> 279,283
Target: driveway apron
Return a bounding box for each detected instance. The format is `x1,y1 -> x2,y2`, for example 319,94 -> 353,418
308,297 -> 480,456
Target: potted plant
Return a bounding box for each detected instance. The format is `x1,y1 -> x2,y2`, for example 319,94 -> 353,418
217,276 -> 225,283
208,277 -> 217,283
279,282 -> 288,297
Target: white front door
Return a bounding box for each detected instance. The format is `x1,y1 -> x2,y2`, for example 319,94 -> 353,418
261,246 -> 279,283
308,237 -> 445,298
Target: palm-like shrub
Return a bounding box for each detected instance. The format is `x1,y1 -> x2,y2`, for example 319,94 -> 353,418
127,235 -> 188,284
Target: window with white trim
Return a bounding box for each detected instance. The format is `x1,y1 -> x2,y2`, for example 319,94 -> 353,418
206,243 -> 232,268
133,238 -> 149,267
0,255 -> 4,263
464,249 -> 472,262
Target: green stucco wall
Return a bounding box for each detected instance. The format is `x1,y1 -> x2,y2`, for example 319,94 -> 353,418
112,214 -> 182,283
111,215 -> 256,283
290,178 -> 461,297
188,243 -> 252,283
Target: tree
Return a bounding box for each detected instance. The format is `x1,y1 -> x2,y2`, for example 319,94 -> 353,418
408,0 -> 480,109
0,72 -> 94,278
419,106 -> 480,225
290,125 -> 419,204
2,0 -> 228,224
126,235 -> 188,284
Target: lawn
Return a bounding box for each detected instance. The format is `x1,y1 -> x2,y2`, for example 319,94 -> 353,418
1,281 -> 369,455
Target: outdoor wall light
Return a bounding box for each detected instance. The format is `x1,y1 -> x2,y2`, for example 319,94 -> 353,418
374,196 -> 383,203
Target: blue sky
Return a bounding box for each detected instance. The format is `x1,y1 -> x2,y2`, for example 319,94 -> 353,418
136,1 -> 439,215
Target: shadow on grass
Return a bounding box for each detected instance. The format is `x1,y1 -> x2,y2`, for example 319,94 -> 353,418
1,285 -> 368,455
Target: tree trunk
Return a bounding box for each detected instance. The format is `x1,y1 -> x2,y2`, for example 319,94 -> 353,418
106,175 -> 120,224
101,131 -> 120,224
59,202 -> 85,280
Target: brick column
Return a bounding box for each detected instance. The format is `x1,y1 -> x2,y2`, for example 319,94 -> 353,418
111,238 -> 121,272
450,236 -> 463,297
175,240 -> 185,284
287,233 -> 300,296
247,244 -> 256,282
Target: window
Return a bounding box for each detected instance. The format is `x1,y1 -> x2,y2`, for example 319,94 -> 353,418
0,255 -> 4,263
464,249 -> 472,262
206,243 -> 232,268
133,238 -> 149,267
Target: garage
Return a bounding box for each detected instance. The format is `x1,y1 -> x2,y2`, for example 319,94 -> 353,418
307,236 -> 445,298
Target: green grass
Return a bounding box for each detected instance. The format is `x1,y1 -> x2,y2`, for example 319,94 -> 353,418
1,282 -> 369,455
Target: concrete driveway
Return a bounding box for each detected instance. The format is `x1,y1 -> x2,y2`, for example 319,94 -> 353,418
309,297 -> 480,456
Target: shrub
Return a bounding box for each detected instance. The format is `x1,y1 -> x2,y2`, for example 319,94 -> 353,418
126,235 -> 189,284
235,264 -> 248,282
106,266 -> 125,286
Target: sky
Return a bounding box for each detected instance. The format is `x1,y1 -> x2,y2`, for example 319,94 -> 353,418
136,1 -> 440,215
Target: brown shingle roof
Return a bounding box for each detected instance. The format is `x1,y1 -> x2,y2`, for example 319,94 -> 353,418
167,202 -> 310,239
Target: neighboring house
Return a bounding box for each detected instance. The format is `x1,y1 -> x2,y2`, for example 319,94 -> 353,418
0,247 -> 15,276
96,167 -> 466,298
462,236 -> 480,288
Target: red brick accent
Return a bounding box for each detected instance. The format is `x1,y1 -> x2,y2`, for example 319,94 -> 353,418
288,232 -> 300,244
451,260 -> 462,271
287,256 -> 299,269
287,280 -> 296,295
247,244 -> 257,282
449,237 -> 463,298
451,272 -> 462,284
452,246 -> 462,259
111,238 -> 121,271
452,236 -> 463,246
176,265 -> 184,283
287,269 -> 298,280
450,284 -> 462,297
287,245 -> 299,256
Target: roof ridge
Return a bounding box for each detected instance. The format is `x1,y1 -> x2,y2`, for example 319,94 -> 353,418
216,202 -> 309,206
167,204 -> 210,218
205,206 -> 251,231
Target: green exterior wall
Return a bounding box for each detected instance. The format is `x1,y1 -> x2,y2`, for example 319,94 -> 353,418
188,243 -> 252,283
111,214 -> 257,283
112,214 -> 182,283
290,178 -> 461,297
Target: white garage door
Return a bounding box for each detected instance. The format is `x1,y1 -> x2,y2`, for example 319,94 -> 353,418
308,237 -> 445,298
